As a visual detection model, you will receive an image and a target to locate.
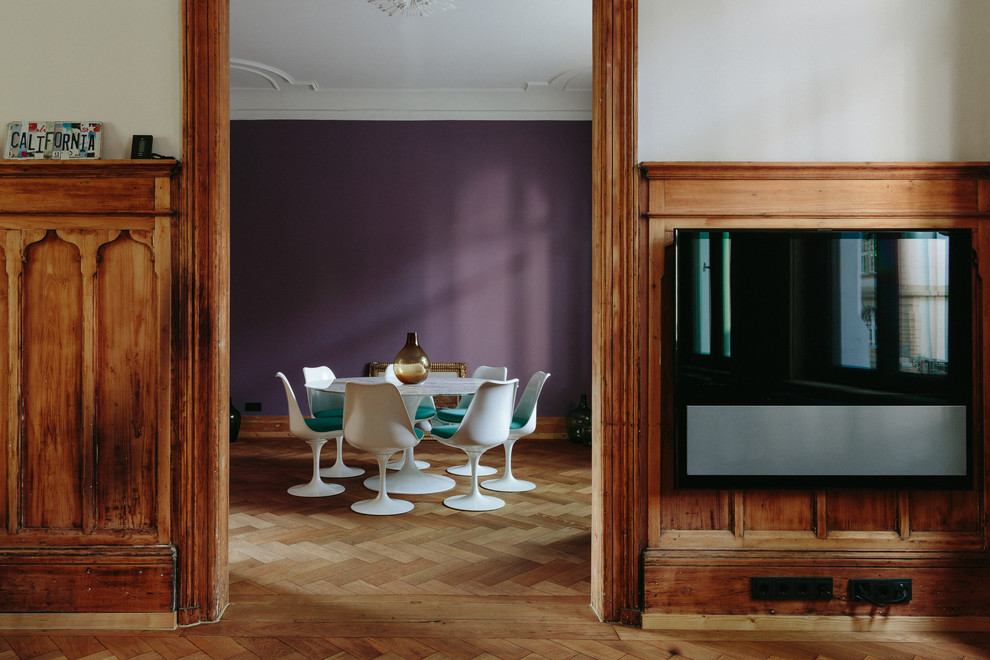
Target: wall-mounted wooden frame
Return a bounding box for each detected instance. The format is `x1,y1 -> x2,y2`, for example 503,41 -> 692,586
366,361 -> 467,378
640,161 -> 990,628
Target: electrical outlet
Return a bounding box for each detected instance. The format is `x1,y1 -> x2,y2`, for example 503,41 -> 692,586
244,402 -> 262,412
848,578 -> 912,604
751,577 -> 833,601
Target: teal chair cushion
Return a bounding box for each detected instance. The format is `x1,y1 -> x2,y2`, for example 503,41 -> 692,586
303,416 -> 343,433
435,408 -> 466,424
415,405 -> 436,421
430,423 -> 458,440
414,428 -> 426,440
314,409 -> 344,420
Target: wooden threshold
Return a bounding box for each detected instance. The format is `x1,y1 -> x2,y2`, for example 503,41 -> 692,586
641,613 -> 990,634
0,612 -> 176,631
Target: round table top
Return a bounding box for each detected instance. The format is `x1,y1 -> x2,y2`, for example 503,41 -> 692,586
307,376 -> 493,396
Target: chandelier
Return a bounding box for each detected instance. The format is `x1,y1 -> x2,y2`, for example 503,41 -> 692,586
368,0 -> 454,17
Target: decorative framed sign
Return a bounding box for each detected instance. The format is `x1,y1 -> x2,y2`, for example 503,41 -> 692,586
5,121 -> 103,159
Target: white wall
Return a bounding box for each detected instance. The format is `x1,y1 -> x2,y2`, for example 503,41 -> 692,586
0,1 -> 182,160
639,0 -> 990,161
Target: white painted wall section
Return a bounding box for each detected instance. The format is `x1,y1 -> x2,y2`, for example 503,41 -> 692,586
639,0 -> 990,161
0,0 -> 182,160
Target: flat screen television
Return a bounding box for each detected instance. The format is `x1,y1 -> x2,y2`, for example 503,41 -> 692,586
674,229 -> 973,489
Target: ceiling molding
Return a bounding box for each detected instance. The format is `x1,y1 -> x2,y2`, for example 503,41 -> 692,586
230,62 -> 593,121
229,59 -> 320,91
550,67 -> 593,92
230,88 -> 592,121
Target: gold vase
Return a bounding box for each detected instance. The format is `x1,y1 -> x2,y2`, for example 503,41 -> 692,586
393,332 -> 430,384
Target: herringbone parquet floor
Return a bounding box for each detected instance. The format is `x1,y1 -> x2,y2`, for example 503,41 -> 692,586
3,434 -> 990,659
228,435 -> 591,601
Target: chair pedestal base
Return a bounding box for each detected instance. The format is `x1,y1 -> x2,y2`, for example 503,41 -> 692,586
481,436 -> 532,492
447,462 -> 496,477
440,446 -> 504,510
289,438 -> 346,497
351,497 -> 413,515
319,437 -> 365,478
288,480 -> 345,497
367,448 -> 453,493
481,475 -> 535,492
387,448 -> 428,470
443,492 -> 505,511
352,453 -> 415,515
320,463 -> 365,478
364,469 -> 455,495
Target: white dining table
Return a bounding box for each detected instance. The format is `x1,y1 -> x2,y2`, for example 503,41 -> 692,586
306,376 -> 490,494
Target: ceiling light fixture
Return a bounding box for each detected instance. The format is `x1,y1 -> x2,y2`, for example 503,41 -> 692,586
368,0 -> 454,17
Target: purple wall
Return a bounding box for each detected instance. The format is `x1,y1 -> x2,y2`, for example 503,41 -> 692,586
230,120 -> 591,417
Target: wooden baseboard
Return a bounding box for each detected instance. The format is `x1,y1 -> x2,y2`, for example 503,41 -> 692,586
642,554 -> 990,617
0,612 -> 176,630
0,547 -> 175,614
238,415 -> 567,440
640,614 -> 990,633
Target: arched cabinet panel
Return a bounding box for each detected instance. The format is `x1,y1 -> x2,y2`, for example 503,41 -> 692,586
21,232 -> 85,531
0,239 -> 7,533
94,232 -> 160,532
0,161 -> 177,616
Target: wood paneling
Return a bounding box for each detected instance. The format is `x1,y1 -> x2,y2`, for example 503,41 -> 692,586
644,551 -> 990,617
744,491 -> 814,532
659,489 -> 730,531
0,0 -> 229,619
0,161 -> 176,611
0,240 -> 6,533
640,162 -> 990,622
909,490 -> 981,532
0,548 -> 174,613
659,178 -> 981,216
0,177 -> 157,215
824,490 -> 899,533
591,0 -> 643,625
95,234 -> 159,531
22,233 -> 85,531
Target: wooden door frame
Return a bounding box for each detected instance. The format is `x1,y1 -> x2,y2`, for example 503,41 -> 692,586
591,0 -> 642,624
177,0 -> 231,625
180,0 -> 641,624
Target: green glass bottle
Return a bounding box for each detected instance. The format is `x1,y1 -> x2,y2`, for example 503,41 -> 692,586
566,394 -> 592,447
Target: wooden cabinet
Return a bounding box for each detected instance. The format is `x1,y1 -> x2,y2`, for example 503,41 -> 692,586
0,161 -> 177,614
640,162 -> 990,627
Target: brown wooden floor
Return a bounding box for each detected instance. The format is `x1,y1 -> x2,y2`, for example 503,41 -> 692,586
3,434 -> 990,659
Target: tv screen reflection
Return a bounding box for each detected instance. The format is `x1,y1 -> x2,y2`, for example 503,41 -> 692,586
674,230 -> 972,489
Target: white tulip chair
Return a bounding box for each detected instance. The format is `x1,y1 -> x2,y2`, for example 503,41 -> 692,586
441,366 -> 509,477
302,365 -> 365,479
482,371 -> 550,493
431,379 -> 517,511
342,381 -> 424,515
276,372 -> 345,498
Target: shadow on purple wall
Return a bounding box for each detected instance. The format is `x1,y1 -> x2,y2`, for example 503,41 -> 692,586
231,120 -> 592,417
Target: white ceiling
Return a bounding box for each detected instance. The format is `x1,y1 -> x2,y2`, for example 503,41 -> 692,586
230,0 -> 593,120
